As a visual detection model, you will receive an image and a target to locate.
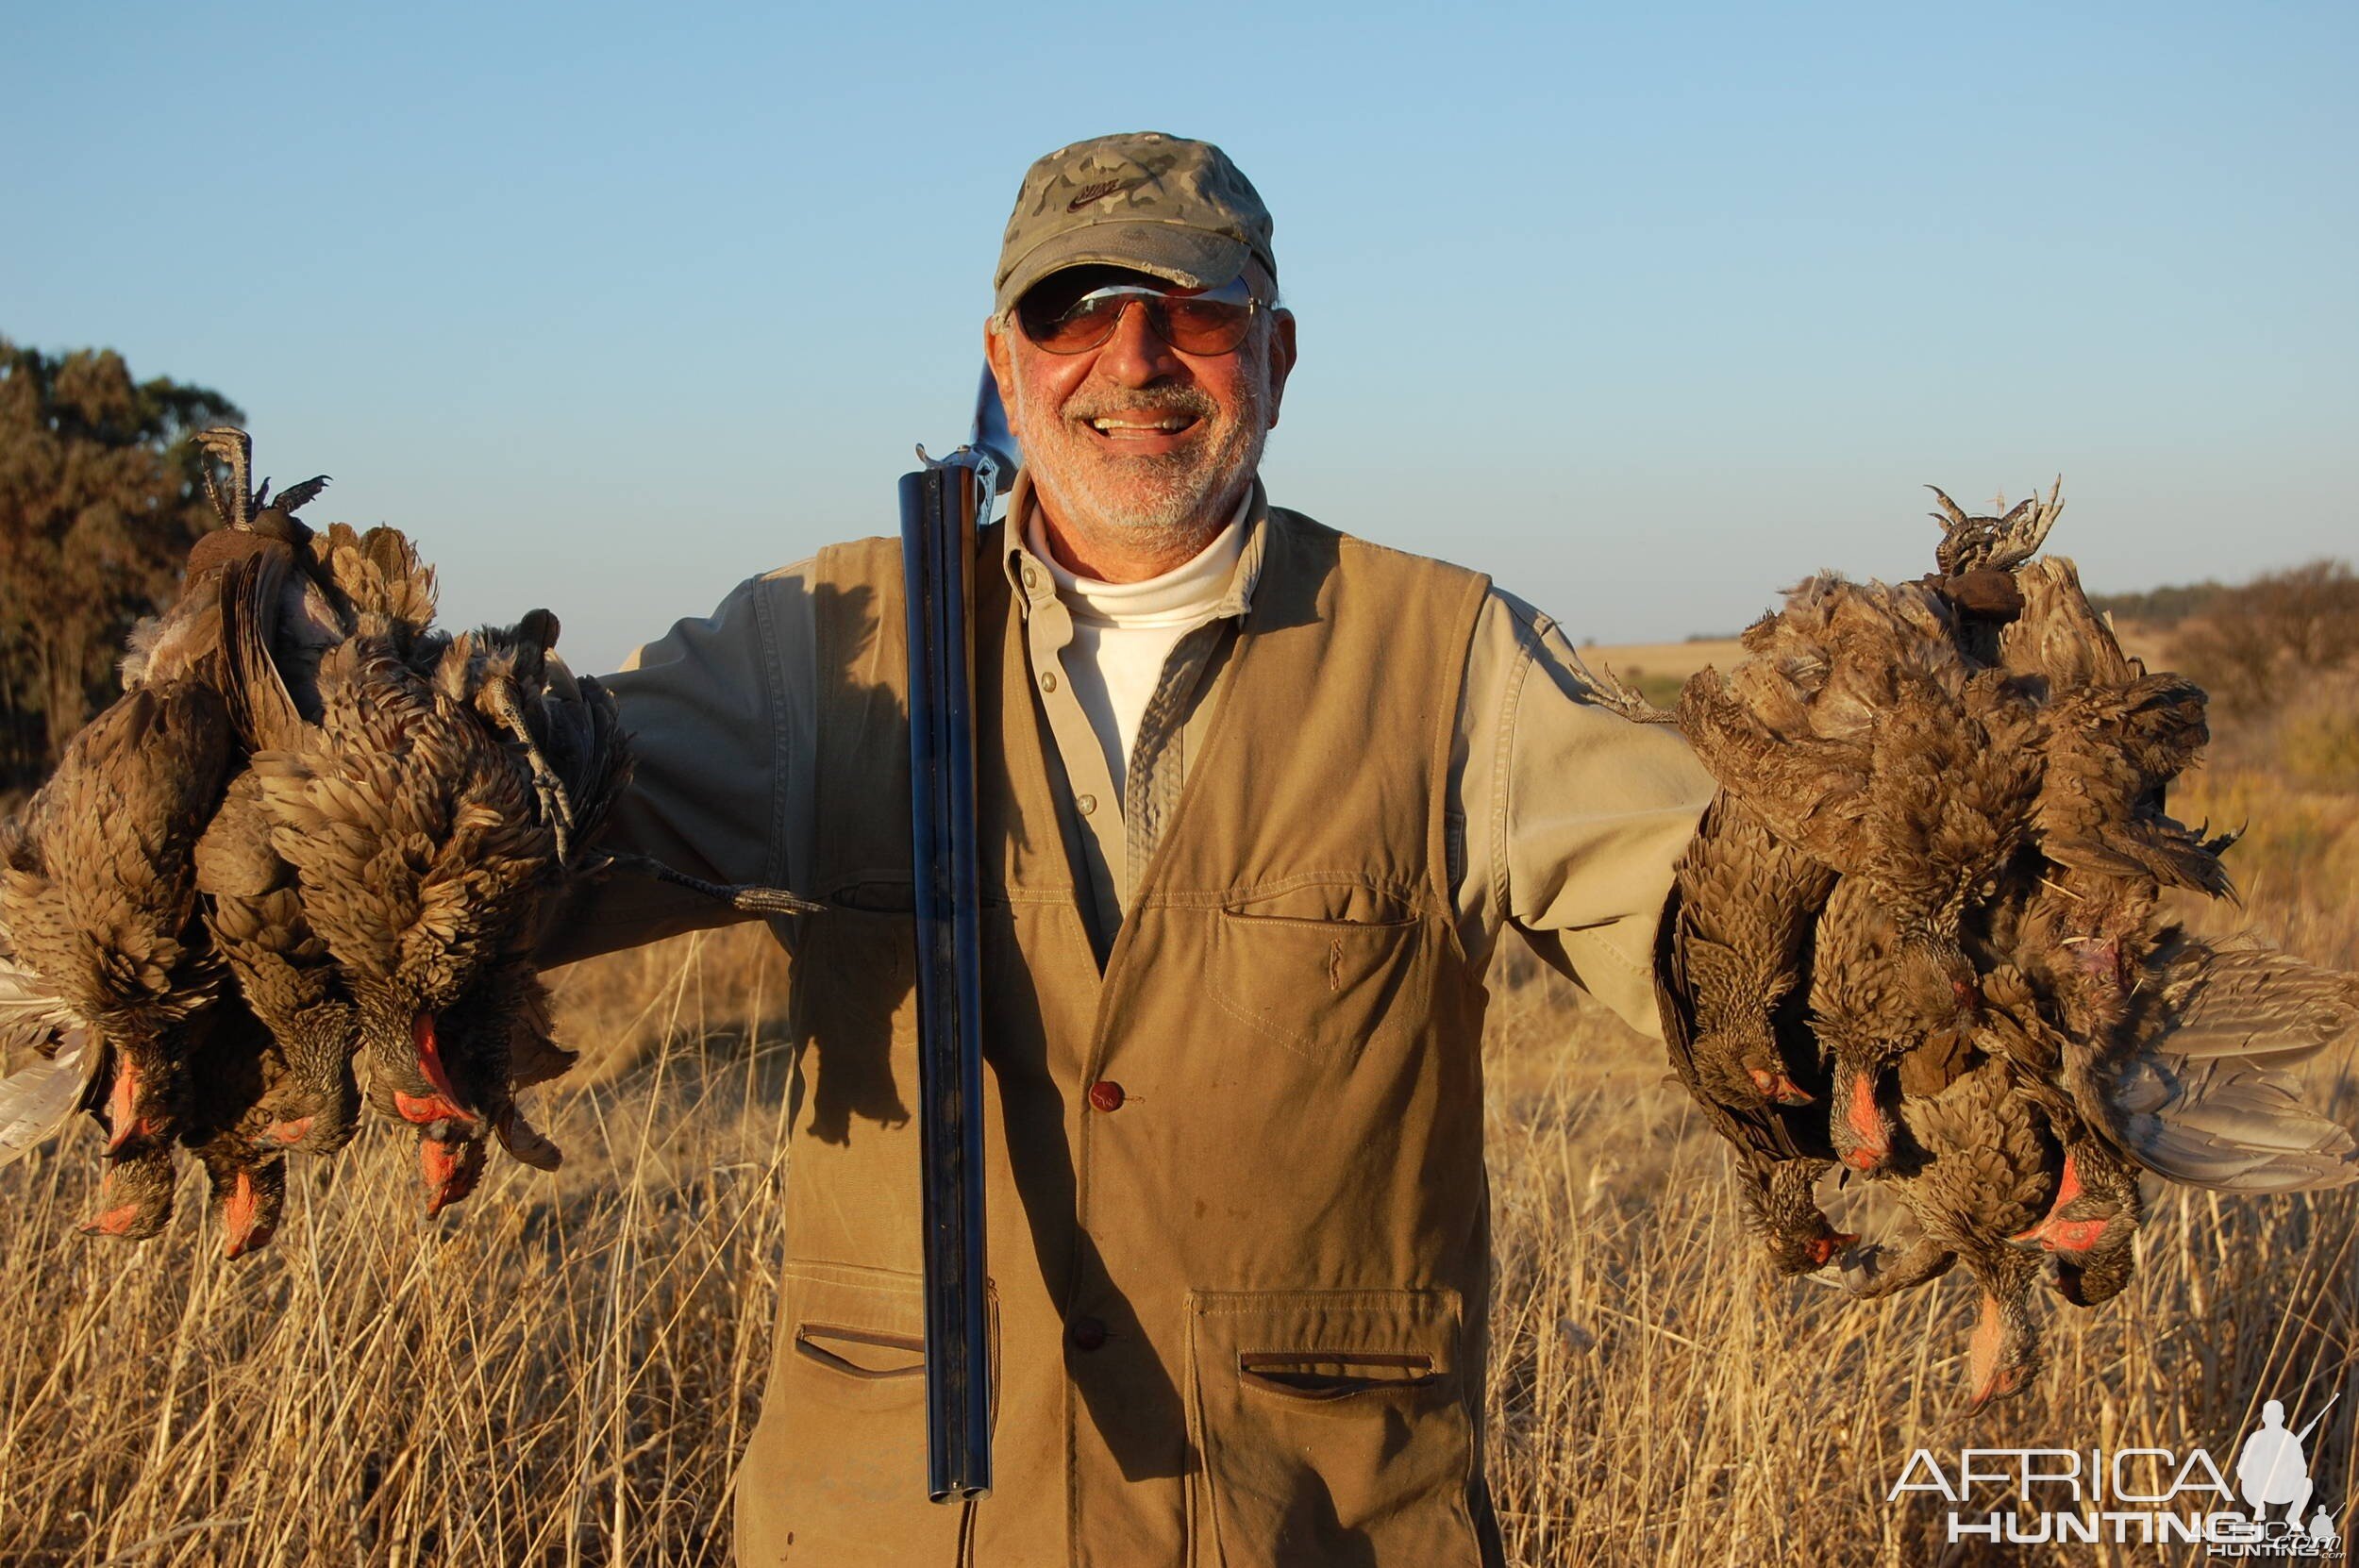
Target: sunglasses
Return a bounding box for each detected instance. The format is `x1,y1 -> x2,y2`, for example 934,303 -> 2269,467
1014,274 -> 1262,357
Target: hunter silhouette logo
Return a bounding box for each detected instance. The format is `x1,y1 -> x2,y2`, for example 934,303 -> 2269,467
1886,1392 -> 2342,1552
2229,1396 -> 2341,1555
1066,179 -> 1129,211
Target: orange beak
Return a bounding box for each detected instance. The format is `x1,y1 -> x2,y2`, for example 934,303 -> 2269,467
2007,1150 -> 2110,1254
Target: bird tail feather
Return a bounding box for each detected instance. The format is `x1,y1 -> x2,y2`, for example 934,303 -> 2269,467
219,552 -> 307,748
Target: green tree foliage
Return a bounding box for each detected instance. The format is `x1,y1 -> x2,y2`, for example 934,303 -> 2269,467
0,337 -> 241,792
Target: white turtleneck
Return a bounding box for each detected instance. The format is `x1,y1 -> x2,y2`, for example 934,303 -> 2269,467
1026,497 -> 1246,801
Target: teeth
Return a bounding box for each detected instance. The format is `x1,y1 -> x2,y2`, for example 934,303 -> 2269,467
1090,417 -> 1188,431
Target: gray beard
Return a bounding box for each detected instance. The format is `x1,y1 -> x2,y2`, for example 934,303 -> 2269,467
1012,375 -> 1267,563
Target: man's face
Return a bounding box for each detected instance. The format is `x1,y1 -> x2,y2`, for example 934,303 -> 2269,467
985,266 -> 1297,566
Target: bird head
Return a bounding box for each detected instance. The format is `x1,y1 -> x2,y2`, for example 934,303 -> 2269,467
1742,1163 -> 1858,1276
2053,1245 -> 2137,1308
393,1006 -> 476,1130
1830,1066 -> 1895,1174
1697,1019 -> 1815,1109
209,1158 -> 285,1259
1963,1259 -> 2046,1413
78,1148 -> 176,1241
99,1048 -> 189,1157
254,1000 -> 362,1155
419,1131 -> 486,1217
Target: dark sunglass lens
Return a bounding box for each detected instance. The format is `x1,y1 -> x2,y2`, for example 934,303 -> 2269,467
1158,297 -> 1254,354
1016,275 -> 1257,355
1020,288 -> 1134,354
1046,299 -> 1122,352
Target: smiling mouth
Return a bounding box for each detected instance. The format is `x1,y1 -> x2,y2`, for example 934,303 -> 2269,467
1083,413 -> 1201,440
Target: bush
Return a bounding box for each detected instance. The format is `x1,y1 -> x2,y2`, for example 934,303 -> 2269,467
2172,559 -> 2359,712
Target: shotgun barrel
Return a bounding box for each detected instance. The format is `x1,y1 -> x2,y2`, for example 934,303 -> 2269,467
900,371 -> 1013,1502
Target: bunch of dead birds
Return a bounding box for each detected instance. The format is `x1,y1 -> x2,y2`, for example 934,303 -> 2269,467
1629,482 -> 2359,1411
0,429 -> 719,1260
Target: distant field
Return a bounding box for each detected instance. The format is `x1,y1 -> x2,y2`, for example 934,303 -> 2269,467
1586,615 -> 2173,709
1575,638 -> 1746,708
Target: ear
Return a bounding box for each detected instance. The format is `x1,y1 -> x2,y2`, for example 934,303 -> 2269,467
1264,309 -> 1299,431
984,316 -> 1016,410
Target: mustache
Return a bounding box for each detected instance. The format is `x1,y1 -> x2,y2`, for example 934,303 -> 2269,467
1061,387 -> 1220,424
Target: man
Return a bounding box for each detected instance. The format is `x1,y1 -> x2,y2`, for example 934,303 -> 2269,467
551,132 -> 1712,1566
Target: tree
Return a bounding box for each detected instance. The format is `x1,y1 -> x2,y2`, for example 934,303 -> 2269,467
0,337 -> 242,792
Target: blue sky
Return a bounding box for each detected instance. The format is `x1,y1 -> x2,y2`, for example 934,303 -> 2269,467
8,1 -> 2352,670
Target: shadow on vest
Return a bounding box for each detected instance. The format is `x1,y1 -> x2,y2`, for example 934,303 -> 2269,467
792,580 -> 918,1148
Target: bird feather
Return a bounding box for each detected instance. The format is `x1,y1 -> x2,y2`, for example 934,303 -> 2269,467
0,1023 -> 98,1168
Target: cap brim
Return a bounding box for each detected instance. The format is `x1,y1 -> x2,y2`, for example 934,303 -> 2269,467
995,221 -> 1250,314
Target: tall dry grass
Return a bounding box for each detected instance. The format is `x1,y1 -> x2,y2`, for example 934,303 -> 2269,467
3,720 -> 2353,1566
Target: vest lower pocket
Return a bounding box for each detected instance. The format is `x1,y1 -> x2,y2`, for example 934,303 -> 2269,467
735,1261 -> 976,1565
1184,1287 -> 1479,1568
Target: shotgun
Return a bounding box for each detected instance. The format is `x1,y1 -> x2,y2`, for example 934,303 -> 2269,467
900,370 -> 1016,1502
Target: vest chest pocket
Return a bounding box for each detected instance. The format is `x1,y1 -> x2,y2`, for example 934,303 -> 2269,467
1184,1287 -> 1479,1568
1202,904 -> 1428,1065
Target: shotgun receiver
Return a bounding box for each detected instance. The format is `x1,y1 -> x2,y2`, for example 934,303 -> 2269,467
900,370 -> 1016,1502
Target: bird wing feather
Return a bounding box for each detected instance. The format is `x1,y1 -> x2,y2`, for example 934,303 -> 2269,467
2144,942 -> 2359,1064
2091,936 -> 2359,1189
2102,1055 -> 2357,1191
1656,881 -> 1834,1165
0,1032 -> 99,1167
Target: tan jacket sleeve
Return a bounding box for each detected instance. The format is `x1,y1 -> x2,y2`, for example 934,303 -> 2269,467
535,564 -> 817,968
1453,589 -> 1715,1040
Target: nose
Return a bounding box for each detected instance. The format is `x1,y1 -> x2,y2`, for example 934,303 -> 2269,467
1093,297 -> 1186,388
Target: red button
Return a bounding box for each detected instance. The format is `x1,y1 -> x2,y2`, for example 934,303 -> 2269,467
1086,1080 -> 1126,1112
1068,1315 -> 1108,1352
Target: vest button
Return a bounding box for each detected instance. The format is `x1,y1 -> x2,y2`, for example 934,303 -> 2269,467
1040,671 -> 1059,692
1086,1079 -> 1125,1112
1068,1315 -> 1108,1352
1076,793 -> 1097,816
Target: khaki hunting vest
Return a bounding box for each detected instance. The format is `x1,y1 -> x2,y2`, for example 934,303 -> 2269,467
734,510 -> 1500,1568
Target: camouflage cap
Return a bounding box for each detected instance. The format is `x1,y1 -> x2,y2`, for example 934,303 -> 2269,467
995,132 -> 1276,315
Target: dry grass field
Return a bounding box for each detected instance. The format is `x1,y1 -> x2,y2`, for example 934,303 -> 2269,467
2,678 -> 2352,1565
